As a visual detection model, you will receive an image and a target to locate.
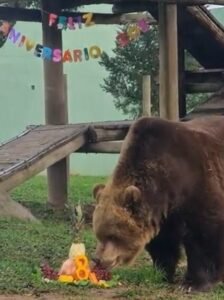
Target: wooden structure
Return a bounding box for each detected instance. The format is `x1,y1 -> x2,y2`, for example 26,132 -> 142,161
1,0 -> 224,210
0,121 -> 131,191
185,86 -> 224,119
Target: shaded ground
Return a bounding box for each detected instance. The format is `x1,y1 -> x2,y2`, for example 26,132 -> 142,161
0,288 -> 127,300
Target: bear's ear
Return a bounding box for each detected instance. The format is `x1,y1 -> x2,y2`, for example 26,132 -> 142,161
93,183 -> 105,200
123,185 -> 142,216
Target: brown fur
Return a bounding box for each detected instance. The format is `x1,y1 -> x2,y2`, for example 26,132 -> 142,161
92,116 -> 224,291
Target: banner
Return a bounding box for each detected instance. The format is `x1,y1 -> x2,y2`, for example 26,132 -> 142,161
48,12 -> 95,30
0,20 -> 15,48
7,27 -> 102,63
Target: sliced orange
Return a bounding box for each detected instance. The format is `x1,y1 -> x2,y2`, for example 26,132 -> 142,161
89,272 -> 99,284
58,275 -> 74,283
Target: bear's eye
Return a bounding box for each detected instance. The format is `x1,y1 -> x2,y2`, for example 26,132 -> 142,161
151,219 -> 157,230
108,235 -> 118,243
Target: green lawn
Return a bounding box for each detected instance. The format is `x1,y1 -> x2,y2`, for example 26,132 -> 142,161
1,176 -> 224,299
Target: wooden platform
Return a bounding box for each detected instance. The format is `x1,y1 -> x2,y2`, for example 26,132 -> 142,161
0,121 -> 131,191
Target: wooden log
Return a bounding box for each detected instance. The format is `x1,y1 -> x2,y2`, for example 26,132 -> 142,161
185,69 -> 224,83
62,0 -> 224,6
187,6 -> 224,49
120,12 -> 156,25
113,2 -> 158,15
159,3 -> 179,121
92,127 -> 130,142
186,82 -> 224,93
185,69 -> 224,93
41,0 -> 68,210
78,141 -> 123,153
142,75 -> 151,117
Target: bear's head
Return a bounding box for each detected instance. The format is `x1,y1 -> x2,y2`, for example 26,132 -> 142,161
92,183 -> 157,269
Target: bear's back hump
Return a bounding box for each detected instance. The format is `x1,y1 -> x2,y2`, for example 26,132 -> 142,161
184,116 -> 224,143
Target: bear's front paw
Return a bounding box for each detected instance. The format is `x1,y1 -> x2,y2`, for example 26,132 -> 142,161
178,282 -> 213,293
178,283 -> 193,294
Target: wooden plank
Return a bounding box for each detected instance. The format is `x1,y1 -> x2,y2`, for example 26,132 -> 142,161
0,127 -> 88,175
159,3 -> 179,120
0,134 -> 86,192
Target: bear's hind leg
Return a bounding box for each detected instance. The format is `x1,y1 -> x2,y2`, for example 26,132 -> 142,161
145,219 -> 182,282
183,235 -> 218,292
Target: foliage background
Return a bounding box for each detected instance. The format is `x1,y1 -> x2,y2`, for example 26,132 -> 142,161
99,25 -> 209,118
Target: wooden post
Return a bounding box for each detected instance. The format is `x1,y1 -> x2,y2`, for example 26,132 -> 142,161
63,74 -> 70,182
142,75 -> 151,117
178,8 -> 186,119
41,0 -> 68,209
159,3 -> 179,121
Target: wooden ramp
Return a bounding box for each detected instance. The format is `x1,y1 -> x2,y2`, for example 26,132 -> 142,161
0,124 -> 89,191
0,121 -> 131,192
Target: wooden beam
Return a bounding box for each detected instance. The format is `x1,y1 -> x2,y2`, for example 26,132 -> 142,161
0,6 -> 144,25
187,6 -> 224,48
78,141 -> 123,153
159,3 -> 179,121
41,0 -> 68,210
92,126 -> 130,142
2,0 -> 224,11
186,82 -> 224,93
61,0 -> 224,6
185,69 -> 224,93
185,69 -> 224,82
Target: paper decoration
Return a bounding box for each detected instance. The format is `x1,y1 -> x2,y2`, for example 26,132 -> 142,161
89,46 -> 102,58
49,12 -> 95,30
137,19 -> 150,33
127,24 -> 141,41
0,20 -> 15,48
116,32 -> 129,48
7,27 -> 102,63
116,18 -> 150,47
63,50 -> 73,63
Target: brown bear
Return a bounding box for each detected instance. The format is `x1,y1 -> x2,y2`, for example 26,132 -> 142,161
92,116 -> 224,292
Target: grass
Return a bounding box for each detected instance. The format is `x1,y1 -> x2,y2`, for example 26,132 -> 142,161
0,175 -> 224,299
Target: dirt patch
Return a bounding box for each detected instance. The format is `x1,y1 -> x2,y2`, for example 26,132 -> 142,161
0,288 -> 128,300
